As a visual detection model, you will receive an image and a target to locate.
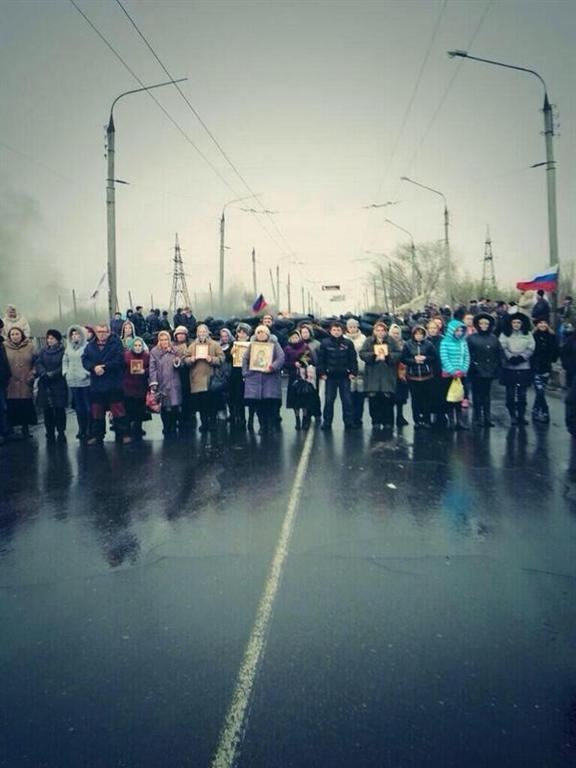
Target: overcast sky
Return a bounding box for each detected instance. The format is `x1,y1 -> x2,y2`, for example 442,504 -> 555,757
1,0 -> 574,317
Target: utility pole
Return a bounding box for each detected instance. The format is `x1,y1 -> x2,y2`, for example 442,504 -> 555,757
169,233 -> 192,316
251,247 -> 257,296
276,265 -> 280,311
72,289 -> 78,319
287,272 -> 292,314
269,268 -> 277,305
481,227 -> 497,295
209,282 -> 214,313
58,296 -> 63,323
128,291 -> 134,310
301,286 -> 305,314
150,294 -> 154,309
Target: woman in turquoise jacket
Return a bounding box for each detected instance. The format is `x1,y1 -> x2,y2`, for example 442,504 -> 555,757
440,319 -> 470,429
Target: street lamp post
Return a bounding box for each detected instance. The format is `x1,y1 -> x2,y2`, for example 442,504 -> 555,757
106,78 -> 187,321
219,194 -> 261,310
384,218 -> 419,296
447,50 -> 559,315
400,176 -> 451,303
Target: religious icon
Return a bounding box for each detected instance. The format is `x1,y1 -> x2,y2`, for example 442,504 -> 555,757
232,341 -> 250,368
194,343 -> 209,360
249,342 -> 273,372
374,343 -> 388,360
130,359 -> 145,374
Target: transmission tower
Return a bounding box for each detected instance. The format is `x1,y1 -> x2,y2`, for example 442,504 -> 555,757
169,233 -> 192,315
481,227 -> 497,296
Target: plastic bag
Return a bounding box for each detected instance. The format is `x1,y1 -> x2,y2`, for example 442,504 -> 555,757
446,377 -> 464,403
146,389 -> 161,413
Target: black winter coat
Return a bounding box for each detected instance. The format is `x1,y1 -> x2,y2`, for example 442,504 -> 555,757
317,335 -> 358,377
36,343 -> 68,409
531,330 -> 558,374
467,332 -> 501,379
82,335 -> 125,394
401,339 -> 436,380
0,339 -> 11,389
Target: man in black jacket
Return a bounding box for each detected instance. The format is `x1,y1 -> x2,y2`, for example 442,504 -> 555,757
317,321 -> 358,430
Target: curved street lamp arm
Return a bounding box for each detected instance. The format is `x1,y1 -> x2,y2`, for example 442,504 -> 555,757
447,51 -> 548,97
384,218 -> 415,245
400,176 -> 447,206
109,78 -> 188,125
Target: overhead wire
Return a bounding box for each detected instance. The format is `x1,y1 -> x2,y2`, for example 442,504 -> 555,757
68,0 -> 294,265
359,0 -> 447,258
113,0 -> 298,261
365,0 -> 494,251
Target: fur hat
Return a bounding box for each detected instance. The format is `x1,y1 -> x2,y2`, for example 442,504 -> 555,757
173,325 -> 189,337
46,328 -> 62,342
236,322 -> 252,336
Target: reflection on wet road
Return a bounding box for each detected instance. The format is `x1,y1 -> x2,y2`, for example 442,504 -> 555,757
1,395 -> 575,767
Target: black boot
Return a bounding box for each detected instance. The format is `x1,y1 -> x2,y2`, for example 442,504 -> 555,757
472,405 -> 483,427
517,405 -> 528,426
483,402 -> 495,427
396,405 -> 409,427
294,411 -> 302,430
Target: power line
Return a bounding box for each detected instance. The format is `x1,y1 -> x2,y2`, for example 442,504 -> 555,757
113,0 -> 297,260
67,0 -> 235,192
359,0 -> 447,260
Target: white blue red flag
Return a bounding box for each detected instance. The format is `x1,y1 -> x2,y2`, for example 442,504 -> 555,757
516,265 -> 558,293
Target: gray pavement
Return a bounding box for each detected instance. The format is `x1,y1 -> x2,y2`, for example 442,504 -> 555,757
1,392 -> 575,767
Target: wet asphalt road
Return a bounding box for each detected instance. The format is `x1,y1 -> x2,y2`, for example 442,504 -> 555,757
1,392 -> 576,768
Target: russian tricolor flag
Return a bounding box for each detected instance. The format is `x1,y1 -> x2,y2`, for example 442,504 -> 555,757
251,293 -> 268,313
516,265 -> 558,293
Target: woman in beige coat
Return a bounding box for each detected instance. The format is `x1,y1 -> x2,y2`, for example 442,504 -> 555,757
184,324 -> 224,431
5,326 -> 37,437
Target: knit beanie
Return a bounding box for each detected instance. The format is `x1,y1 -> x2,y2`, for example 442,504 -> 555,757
46,328 -> 62,342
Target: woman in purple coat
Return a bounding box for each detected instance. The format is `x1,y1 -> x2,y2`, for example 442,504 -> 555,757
149,330 -> 182,437
242,324 -> 285,435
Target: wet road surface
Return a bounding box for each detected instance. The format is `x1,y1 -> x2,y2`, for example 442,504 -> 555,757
1,392 -> 576,767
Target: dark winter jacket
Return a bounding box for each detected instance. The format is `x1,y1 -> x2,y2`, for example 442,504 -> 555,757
531,297 -> 550,323
36,342 -> 68,409
359,335 -> 402,394
82,334 -> 125,394
317,335 -> 358,378
132,311 -> 147,337
561,332 -> 576,385
123,349 -> 150,399
531,329 -> 559,374
0,338 -> 10,389
467,313 -> 500,379
401,328 -> 436,381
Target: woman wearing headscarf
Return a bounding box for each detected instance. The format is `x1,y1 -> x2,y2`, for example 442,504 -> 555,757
120,320 -> 137,350
172,325 -> 193,433
123,337 -> 150,438
242,324 -> 285,435
5,326 -> 37,437
389,323 -> 409,427
149,330 -> 182,437
36,329 -> 68,442
359,320 -> 403,431
345,318 -> 367,428
426,318 -> 445,427
229,323 -> 251,429
299,323 -> 322,422
284,328 -> 316,430
440,319 -> 471,430
2,305 -> 31,339
63,325 -> 91,440
499,312 -> 535,426
215,328 -> 234,423
184,323 -> 224,432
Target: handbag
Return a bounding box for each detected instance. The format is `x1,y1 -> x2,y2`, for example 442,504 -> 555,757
208,363 -> 231,393
146,389 -> 161,413
291,377 -> 315,397
446,377 -> 464,403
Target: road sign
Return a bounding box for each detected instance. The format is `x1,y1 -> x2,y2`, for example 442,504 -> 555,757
321,285 -> 340,291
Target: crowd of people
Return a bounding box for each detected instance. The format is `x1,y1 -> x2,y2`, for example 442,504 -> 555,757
1,293 -> 576,447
